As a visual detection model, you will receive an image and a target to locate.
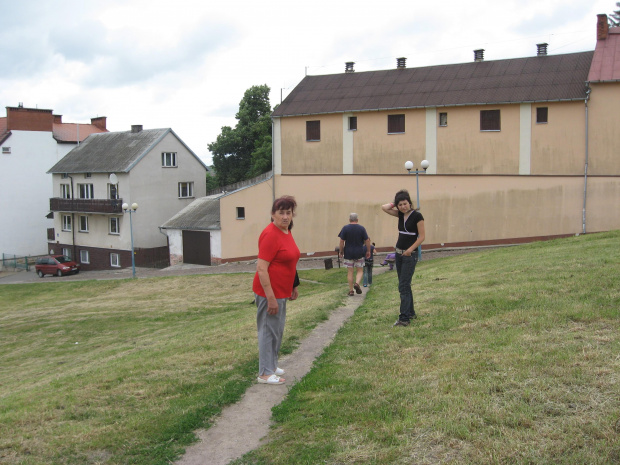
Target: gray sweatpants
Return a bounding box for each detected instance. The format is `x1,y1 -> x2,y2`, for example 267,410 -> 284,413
255,294 -> 287,376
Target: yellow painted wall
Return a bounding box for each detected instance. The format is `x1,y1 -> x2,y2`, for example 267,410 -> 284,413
281,114 -> 343,174
587,82 -> 620,175
436,104 -> 520,174
219,179 -> 274,259
530,101 -> 585,175
220,174 -> 620,260
352,110 -> 427,174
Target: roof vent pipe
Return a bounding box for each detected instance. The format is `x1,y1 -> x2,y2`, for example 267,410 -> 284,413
474,49 -> 485,62
396,57 -> 407,69
131,125 -> 143,133
537,43 -> 548,56
345,62 -> 355,73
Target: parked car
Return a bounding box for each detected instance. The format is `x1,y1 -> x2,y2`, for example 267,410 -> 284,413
35,255 -> 80,277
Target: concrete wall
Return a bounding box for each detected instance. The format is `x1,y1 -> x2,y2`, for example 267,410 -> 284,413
221,174 -> 620,260
218,180 -> 274,260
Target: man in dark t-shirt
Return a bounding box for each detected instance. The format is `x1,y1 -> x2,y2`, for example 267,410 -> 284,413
338,213 -> 371,296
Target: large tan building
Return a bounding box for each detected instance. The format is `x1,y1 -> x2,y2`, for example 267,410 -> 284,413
183,15 -> 620,263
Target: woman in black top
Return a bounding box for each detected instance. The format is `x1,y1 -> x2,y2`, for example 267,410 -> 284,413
381,189 -> 426,326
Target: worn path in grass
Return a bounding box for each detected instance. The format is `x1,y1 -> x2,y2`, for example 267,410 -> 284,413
175,270 -> 387,465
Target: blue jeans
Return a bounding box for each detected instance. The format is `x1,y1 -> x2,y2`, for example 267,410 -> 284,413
395,253 -> 418,322
363,263 -> 373,286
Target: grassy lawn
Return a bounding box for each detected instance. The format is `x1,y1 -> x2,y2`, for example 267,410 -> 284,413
235,231 -> 620,465
2,231 -> 619,464
0,269 -> 346,464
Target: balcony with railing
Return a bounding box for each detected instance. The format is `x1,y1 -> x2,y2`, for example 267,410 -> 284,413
50,198 -> 124,214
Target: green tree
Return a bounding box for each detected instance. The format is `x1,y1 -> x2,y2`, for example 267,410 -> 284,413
610,2 -> 620,26
208,85 -> 273,186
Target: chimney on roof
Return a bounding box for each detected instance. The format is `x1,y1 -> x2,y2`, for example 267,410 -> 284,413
53,115 -> 62,123
598,14 -> 609,40
91,116 -> 107,131
18,102 -> 23,108
345,62 -> 355,73
396,57 -> 407,69
131,125 -> 143,133
474,49 -> 485,62
536,43 -> 548,56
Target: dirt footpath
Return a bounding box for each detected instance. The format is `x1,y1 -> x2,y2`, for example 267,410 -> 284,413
174,276 -> 381,465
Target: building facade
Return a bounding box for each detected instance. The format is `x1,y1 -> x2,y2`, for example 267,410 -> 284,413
212,15 -> 619,262
47,126 -> 207,270
0,105 -> 107,257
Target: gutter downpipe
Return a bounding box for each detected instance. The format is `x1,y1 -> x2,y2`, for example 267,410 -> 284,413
583,83 -> 591,235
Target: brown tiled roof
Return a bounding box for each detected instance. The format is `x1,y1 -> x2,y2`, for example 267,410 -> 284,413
53,122 -> 107,143
272,51 -> 594,117
588,27 -> 620,82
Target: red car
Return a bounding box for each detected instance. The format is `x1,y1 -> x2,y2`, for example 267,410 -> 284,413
35,255 -> 80,278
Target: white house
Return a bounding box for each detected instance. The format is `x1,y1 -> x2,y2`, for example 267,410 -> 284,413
47,125 -> 208,270
0,105 -> 107,257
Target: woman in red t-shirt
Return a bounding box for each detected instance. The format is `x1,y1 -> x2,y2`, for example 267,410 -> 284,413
252,196 -> 300,385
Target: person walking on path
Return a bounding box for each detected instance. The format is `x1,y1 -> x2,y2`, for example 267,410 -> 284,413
381,190 -> 425,326
253,196 -> 301,385
338,213 -> 371,296
363,242 -> 376,287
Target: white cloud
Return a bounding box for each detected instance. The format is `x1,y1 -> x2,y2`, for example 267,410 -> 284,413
0,0 -> 612,165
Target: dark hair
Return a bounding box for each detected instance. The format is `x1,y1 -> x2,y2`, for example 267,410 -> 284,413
394,189 -> 413,208
271,195 -> 297,230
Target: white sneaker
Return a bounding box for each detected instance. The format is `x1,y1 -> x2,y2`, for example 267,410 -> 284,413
275,367 -> 285,376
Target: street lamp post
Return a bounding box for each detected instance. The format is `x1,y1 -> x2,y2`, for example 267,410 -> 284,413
122,202 -> 138,278
404,160 -> 430,260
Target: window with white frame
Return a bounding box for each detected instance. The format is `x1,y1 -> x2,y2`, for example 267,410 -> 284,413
63,248 -> 72,259
84,173 -> 92,178
110,253 -> 120,267
109,217 -> 120,234
80,250 -> 90,264
162,152 -> 177,167
348,116 -> 357,131
61,184 -> 71,199
62,215 -> 72,231
108,183 -> 118,199
79,215 -> 89,232
178,182 -> 194,198
2,147 -> 10,154
78,183 -> 94,199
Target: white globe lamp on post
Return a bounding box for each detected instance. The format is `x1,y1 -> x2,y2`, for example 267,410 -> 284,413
122,202 -> 139,278
404,160 -> 430,260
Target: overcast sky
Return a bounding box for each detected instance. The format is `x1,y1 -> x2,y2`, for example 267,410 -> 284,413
0,0 -> 612,165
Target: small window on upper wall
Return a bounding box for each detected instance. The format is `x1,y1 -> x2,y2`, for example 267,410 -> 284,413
439,112 -> 448,127
178,182 -> 194,198
388,114 -> 405,134
349,116 -> 357,131
236,207 -> 245,219
162,152 -> 177,167
2,147 -> 10,154
480,109 -> 501,131
306,121 -> 320,141
536,107 -> 548,124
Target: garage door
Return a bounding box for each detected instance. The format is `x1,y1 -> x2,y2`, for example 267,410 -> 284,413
182,230 -> 211,266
